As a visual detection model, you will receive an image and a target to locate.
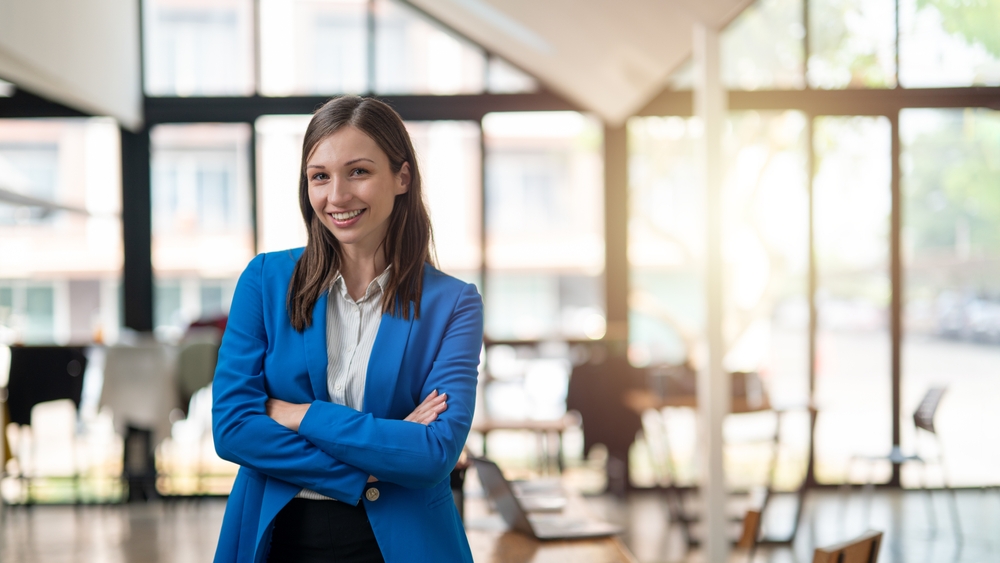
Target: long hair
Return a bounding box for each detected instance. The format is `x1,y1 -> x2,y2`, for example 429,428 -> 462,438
287,96 -> 434,331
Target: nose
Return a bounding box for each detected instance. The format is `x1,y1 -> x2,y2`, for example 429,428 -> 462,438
324,175 -> 352,207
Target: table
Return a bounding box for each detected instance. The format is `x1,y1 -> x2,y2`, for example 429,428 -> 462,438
622,388 -> 812,548
472,417 -> 573,474
463,484 -> 637,563
622,388 -> 772,414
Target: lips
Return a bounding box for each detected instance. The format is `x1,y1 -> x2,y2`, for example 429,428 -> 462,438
328,208 -> 366,227
331,209 -> 364,221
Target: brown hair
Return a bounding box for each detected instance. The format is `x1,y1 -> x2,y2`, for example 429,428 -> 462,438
287,96 -> 434,331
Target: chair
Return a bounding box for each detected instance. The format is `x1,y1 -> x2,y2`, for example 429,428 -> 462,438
4,346 -> 88,504
163,336 -> 219,496
100,342 -> 180,500
636,369 -> 798,549
849,386 -> 960,536
738,509 -> 762,562
175,335 -> 219,416
812,530 -> 882,563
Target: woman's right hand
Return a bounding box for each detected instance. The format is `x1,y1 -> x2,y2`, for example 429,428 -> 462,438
404,389 -> 448,425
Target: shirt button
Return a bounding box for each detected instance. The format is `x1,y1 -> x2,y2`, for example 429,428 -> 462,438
366,487 -> 380,502
335,384 -> 342,390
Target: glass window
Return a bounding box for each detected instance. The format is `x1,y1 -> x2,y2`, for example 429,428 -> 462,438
628,112 -> 810,489
812,116 -> 892,483
150,123 -> 253,337
628,116 -> 703,366
901,108 -> 1000,487
143,0 -> 255,96
255,115 -> 312,253
259,0 -> 369,96
483,112 -> 604,341
0,118 -> 122,345
405,121 -> 482,283
0,143 -> 59,225
375,0 -> 486,95
723,0 -> 806,90
486,56 -> 539,94
899,0 -> 1000,88
808,0 -> 896,88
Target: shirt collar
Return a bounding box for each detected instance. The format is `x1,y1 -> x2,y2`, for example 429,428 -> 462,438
331,265 -> 392,303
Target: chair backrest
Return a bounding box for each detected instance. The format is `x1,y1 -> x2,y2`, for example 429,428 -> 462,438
6,346 -> 87,426
101,343 -> 179,442
737,509 -> 761,550
913,386 -> 946,434
812,530 -> 882,563
176,339 -> 219,408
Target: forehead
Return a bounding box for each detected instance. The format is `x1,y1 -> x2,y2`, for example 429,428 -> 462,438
307,126 -> 386,164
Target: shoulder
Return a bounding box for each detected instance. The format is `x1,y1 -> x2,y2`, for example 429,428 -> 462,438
246,247 -> 304,276
421,264 -> 478,298
420,264 -> 482,316
236,247 -> 304,292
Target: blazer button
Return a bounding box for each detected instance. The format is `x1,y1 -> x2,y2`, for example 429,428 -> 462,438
365,487 -> 380,502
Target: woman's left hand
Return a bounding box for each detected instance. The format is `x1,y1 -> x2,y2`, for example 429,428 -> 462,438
266,398 -> 310,432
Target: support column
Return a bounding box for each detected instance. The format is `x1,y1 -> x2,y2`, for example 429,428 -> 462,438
121,126 -> 153,332
890,112 -> 902,486
693,23 -> 729,563
603,124 -> 629,349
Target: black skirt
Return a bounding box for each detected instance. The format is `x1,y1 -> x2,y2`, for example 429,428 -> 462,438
267,497 -> 385,563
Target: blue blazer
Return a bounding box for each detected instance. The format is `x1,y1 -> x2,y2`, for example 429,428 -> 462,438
212,248 -> 482,563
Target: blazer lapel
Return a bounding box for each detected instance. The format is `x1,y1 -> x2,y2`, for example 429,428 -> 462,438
363,308 -> 414,418
303,291 -> 330,401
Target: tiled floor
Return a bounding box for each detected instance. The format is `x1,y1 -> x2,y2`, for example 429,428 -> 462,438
0,489 -> 994,562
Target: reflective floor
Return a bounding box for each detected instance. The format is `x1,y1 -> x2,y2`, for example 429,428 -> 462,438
0,489 -> 994,562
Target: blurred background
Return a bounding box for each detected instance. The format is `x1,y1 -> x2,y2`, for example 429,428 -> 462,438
1,0 -> 999,561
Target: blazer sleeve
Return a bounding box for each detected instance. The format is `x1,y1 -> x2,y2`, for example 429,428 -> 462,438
212,253 -> 370,504
297,282 -> 483,489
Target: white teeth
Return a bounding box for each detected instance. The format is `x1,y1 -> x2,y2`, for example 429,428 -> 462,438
331,209 -> 363,221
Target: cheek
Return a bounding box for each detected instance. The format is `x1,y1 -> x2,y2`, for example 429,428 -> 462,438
307,188 -> 325,213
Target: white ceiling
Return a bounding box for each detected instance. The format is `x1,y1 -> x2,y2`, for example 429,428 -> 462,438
0,0 -> 142,130
0,0 -> 752,129
409,0 -> 753,124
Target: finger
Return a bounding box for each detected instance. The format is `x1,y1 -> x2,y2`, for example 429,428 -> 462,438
413,394 -> 446,414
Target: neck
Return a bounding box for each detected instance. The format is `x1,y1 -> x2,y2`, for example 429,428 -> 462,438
338,244 -> 388,301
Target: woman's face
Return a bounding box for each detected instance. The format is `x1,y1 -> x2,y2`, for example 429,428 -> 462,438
306,126 -> 410,256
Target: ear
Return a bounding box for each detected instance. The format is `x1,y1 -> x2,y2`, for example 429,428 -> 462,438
395,161 -> 411,195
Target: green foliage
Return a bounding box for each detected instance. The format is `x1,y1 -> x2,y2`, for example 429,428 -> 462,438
918,0 -> 1000,58
904,109 -> 1000,256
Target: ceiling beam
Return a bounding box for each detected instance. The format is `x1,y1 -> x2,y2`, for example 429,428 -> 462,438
638,86 -> 1000,117
144,91 -> 579,125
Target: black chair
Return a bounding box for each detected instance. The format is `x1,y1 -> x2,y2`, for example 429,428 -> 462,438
5,345 -> 88,503
849,386 -> 960,537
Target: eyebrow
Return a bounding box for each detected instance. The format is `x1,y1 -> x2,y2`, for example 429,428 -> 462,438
306,157 -> 375,170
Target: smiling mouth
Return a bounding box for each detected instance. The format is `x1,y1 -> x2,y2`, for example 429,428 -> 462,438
330,209 -> 365,221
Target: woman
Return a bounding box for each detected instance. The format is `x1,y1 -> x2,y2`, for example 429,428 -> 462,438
212,96 -> 483,563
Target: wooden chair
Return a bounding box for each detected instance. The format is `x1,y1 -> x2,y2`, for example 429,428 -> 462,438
738,509 -> 762,562
812,530 -> 882,563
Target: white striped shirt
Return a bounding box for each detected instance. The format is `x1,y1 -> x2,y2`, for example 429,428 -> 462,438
297,266 -> 391,501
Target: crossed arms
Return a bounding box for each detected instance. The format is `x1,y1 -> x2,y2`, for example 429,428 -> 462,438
212,254 -> 483,504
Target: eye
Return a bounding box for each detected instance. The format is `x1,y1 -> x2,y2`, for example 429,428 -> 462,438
310,172 -> 329,181
350,167 -> 369,177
